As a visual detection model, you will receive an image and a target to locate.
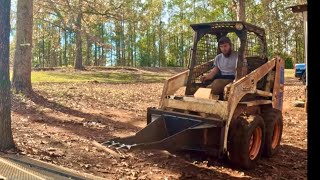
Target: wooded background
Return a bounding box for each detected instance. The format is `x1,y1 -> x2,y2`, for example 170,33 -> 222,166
9,0 -> 306,69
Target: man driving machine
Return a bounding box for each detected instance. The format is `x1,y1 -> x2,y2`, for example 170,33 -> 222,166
200,36 -> 238,98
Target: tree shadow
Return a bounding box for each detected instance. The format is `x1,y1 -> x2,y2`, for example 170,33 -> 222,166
31,91 -> 141,131
12,91 -> 142,143
242,144 -> 307,179
138,144 -> 306,179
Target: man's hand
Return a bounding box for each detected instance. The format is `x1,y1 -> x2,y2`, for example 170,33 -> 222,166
200,75 -> 210,83
200,67 -> 219,83
200,75 -> 205,82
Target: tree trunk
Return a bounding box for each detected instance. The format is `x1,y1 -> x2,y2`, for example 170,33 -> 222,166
101,47 -> 105,66
86,35 -> 91,66
115,21 -> 121,65
38,38 -> 41,67
110,38 -> 113,66
47,40 -> 51,66
121,17 -> 126,66
133,24 -> 136,67
147,28 -> 150,66
12,0 -> 33,94
58,27 -> 62,66
37,22 -> 41,67
180,32 -> 184,67
74,11 -> 83,70
97,46 -> 101,66
159,21 -> 162,67
100,24 -> 105,66
128,23 -> 132,66
64,31 -> 68,66
0,0 -> 15,151
153,30 -> 156,67
176,36 -> 179,66
42,34 -> 45,67
237,0 -> 246,22
94,43 -> 98,66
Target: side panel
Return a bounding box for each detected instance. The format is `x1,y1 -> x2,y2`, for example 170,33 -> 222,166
223,58 -> 277,151
159,70 -> 189,108
272,58 -> 285,110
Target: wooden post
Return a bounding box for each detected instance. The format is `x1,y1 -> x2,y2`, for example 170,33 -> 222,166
304,88 -> 308,113
303,10 -> 307,113
288,4 -> 308,112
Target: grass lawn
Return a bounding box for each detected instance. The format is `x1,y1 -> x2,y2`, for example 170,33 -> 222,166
284,69 -> 294,78
10,68 -> 295,83
30,71 -> 169,83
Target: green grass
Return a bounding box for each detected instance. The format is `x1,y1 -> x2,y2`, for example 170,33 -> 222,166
31,71 -> 169,83
13,68 -> 295,83
285,69 -> 294,78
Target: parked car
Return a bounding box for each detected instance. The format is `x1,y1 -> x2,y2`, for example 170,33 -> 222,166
294,63 -> 306,85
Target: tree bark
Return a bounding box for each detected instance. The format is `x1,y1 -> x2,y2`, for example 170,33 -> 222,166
42,35 -> 45,67
100,24 -> 105,66
237,0 -> 246,22
12,0 -> 33,94
0,0 -> 15,151
64,30 -> 67,66
115,21 -> 121,65
159,21 -> 162,67
133,24 -> 136,67
48,40 -> 51,66
101,47 -> 104,66
121,17 -> 126,66
110,39 -> 113,66
94,43 -> 98,66
58,28 -> 62,66
74,11 -> 83,70
86,35 -> 91,66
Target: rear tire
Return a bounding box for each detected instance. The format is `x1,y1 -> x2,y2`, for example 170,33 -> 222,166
228,115 -> 265,169
261,108 -> 283,157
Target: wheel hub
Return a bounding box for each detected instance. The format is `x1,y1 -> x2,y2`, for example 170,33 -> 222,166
249,127 -> 262,160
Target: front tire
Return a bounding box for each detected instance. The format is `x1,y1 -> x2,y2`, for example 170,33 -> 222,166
228,115 -> 265,169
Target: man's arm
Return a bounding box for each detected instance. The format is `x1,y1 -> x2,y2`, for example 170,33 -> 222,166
200,66 -> 220,82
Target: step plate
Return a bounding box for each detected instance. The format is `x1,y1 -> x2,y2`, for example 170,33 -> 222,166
0,157 -> 54,180
0,155 -> 104,180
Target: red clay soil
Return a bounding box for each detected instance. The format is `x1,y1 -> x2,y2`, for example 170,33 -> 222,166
9,77 -> 306,179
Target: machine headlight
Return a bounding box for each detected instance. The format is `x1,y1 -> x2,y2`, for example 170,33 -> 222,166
235,23 -> 244,30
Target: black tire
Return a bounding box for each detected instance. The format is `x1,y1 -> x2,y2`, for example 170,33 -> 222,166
261,108 -> 283,158
227,115 -> 265,170
302,72 -> 306,85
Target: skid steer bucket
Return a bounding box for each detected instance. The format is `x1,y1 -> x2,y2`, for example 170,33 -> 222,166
102,112 -> 226,157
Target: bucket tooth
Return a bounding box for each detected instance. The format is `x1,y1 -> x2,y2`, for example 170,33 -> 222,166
120,144 -> 136,150
107,142 -> 120,147
127,144 -> 137,150
116,144 -> 127,150
101,140 -> 112,145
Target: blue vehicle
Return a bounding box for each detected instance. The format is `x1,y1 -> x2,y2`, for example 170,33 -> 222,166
294,63 -> 306,85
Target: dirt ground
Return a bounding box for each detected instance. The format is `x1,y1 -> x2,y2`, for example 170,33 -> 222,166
10,70 -> 307,180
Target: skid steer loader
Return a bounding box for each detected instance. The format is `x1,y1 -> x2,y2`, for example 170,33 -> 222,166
103,21 -> 284,169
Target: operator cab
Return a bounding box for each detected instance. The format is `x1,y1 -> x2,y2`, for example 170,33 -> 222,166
185,21 -> 268,100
